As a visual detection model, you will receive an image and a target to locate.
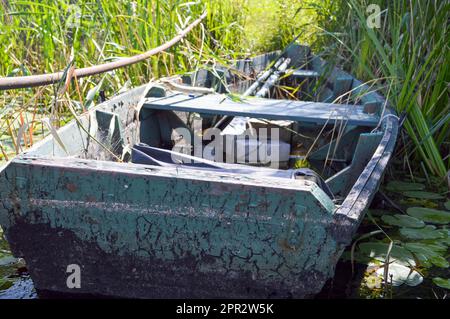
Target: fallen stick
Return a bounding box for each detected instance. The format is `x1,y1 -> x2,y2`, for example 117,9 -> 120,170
0,11 -> 207,90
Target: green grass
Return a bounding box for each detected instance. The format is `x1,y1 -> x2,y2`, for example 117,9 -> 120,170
313,0 -> 449,178
0,0 -> 248,160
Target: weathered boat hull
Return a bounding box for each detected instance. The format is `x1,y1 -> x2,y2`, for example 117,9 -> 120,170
0,46 -> 398,298
2,156 -> 338,298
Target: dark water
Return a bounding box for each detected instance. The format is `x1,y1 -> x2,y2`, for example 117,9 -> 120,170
0,227 -> 438,299
1,223 -> 365,299
0,251 -> 364,299
0,276 -> 36,299
0,255 -> 437,299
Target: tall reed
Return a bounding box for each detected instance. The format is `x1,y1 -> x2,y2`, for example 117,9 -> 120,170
0,0 -> 247,159
313,0 -> 449,178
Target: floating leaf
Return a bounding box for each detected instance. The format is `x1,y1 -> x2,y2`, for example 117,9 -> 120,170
428,255 -> 449,268
433,277 -> 450,290
405,242 -> 446,254
412,253 -> 433,268
444,201 -> 450,211
376,262 -> 423,287
404,242 -> 448,268
418,240 -> 448,250
401,191 -> 445,200
399,198 -> 439,208
227,93 -> 248,103
385,181 -> 425,192
0,278 -> 13,291
406,207 -> 450,225
358,242 -> 415,266
381,214 -> 425,228
432,237 -> 450,247
400,225 -> 444,240
435,230 -> 450,246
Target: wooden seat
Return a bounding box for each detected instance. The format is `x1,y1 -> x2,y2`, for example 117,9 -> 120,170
141,93 -> 380,127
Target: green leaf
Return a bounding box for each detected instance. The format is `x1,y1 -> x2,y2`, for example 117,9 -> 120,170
401,191 -> 445,200
429,255 -> 449,268
399,225 -> 444,240
406,207 -> 450,224
432,237 -> 450,247
419,239 -> 448,250
404,242 -> 446,254
404,242 -> 448,268
226,93 -> 248,103
0,278 -> 13,291
399,198 -> 439,208
358,242 -> 415,266
385,181 -> 425,192
433,277 -> 450,290
436,229 -> 450,246
381,214 -> 425,228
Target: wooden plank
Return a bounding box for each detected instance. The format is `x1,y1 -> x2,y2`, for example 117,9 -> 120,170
309,127 -> 367,162
326,132 -> 383,196
333,75 -> 353,98
326,166 -> 351,195
142,94 -> 380,127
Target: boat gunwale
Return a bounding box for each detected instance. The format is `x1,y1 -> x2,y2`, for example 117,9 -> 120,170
330,85 -> 399,242
11,155 -> 318,193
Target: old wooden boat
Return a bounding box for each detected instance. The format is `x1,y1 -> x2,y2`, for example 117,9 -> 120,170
0,45 -> 398,298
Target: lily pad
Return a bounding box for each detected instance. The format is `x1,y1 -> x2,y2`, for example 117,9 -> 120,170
381,214 -> 425,228
444,201 -> 450,211
431,237 -> 450,247
406,207 -> 450,225
0,278 -> 14,291
433,277 -> 450,290
399,198 -> 439,208
435,230 -> 450,246
358,242 -> 416,266
417,240 -> 448,250
428,255 -> 449,268
404,242 -> 449,268
399,225 -> 444,240
401,191 -> 445,200
385,181 -> 425,192
375,262 -> 423,287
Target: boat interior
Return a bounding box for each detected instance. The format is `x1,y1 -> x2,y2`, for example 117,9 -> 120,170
26,45 -> 388,204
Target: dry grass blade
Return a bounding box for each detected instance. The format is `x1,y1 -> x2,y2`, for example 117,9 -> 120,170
41,117 -> 69,155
